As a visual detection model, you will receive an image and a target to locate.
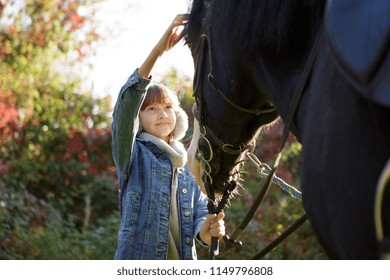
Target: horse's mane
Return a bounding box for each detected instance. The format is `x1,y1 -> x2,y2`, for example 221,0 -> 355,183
188,0 -> 326,61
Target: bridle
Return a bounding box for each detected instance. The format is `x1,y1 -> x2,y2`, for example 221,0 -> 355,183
190,0 -> 322,259
192,0 -> 278,191
192,0 -> 277,157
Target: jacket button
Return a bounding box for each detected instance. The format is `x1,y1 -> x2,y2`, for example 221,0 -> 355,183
184,210 -> 190,217
182,188 -> 187,194
185,238 -> 191,244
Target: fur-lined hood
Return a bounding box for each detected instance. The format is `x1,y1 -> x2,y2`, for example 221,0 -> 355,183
137,105 -> 189,141
172,106 -> 189,141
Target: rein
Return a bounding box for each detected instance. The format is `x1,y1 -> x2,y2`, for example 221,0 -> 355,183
192,0 -> 323,259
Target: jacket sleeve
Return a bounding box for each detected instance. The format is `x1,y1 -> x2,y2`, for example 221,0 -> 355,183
111,69 -> 151,180
193,180 -> 210,246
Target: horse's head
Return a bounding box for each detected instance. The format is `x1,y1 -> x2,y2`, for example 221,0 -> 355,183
185,0 -> 279,197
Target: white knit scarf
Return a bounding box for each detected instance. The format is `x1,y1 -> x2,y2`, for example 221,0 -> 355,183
138,132 -> 187,168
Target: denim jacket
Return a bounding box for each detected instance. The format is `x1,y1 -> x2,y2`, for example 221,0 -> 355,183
112,69 -> 209,260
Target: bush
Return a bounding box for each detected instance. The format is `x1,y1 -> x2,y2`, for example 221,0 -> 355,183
0,178 -> 119,260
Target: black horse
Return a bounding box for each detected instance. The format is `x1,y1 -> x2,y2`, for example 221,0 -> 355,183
186,0 -> 390,259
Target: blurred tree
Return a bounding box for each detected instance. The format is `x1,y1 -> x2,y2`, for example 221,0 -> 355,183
0,0 -> 118,259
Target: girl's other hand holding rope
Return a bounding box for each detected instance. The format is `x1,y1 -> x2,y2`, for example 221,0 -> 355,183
154,13 -> 189,55
199,212 -> 225,245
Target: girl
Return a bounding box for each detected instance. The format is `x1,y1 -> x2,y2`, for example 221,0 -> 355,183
112,14 -> 225,260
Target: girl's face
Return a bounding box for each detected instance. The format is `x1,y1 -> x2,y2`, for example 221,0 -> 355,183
139,102 -> 176,143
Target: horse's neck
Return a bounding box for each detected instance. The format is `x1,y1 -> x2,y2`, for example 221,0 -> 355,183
259,58 -> 306,120
258,1 -> 325,119
264,30 -> 323,123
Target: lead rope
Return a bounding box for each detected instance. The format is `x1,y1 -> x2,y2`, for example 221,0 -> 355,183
216,152 -> 283,258
205,181 -> 236,259
215,149 -> 309,259
246,152 -> 307,259
247,152 -> 302,200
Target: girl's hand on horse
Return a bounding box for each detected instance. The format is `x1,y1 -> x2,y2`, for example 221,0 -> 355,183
137,14 -> 188,84
199,212 -> 226,245
154,14 -> 188,55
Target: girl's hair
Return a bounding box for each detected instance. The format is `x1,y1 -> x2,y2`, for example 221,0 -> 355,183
141,83 -> 179,111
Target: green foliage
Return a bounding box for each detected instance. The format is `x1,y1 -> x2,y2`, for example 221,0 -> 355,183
0,0 -> 118,260
0,177 -> 118,260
